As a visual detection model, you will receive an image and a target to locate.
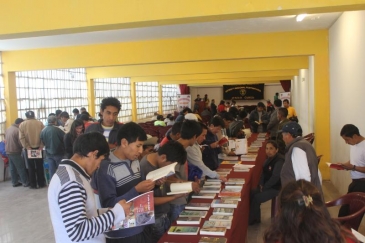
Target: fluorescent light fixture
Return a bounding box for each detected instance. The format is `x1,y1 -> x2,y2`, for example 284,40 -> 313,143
296,14 -> 307,22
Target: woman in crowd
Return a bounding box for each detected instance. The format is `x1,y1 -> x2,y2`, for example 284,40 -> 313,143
217,100 -> 226,113
264,179 -> 359,243
63,119 -> 85,159
249,141 -> 284,225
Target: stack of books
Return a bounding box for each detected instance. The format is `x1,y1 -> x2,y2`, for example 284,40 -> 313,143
199,236 -> 227,243
211,199 -> 239,208
212,208 -> 234,216
176,216 -> 202,225
179,210 -> 207,218
168,226 -> 199,235
233,164 -> 255,172
192,193 -> 216,199
240,154 -> 257,161
185,202 -> 211,211
218,188 -> 241,199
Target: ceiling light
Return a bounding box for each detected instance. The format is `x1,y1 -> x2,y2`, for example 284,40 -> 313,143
296,14 -> 307,22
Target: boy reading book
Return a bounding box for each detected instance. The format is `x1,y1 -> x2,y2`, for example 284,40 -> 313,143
140,140 -> 188,243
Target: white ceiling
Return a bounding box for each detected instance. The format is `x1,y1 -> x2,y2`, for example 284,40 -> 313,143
0,12 -> 341,51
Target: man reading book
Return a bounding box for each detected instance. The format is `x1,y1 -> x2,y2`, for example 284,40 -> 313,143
140,140 -> 188,243
91,122 -> 156,243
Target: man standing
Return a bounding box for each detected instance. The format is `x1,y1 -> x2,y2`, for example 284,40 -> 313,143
59,112 -> 74,133
85,97 -> 123,149
41,116 -> 65,179
338,124 -> 365,217
283,99 -> 297,119
210,99 -> 217,116
5,118 -> 29,187
72,108 -> 81,119
280,122 -> 322,192
267,99 -> 282,140
276,108 -> 290,155
48,132 -> 130,243
19,111 -> 45,189
249,102 -> 269,133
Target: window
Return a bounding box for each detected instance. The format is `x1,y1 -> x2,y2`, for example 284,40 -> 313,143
16,68 -> 88,124
94,78 -> 132,123
135,82 -> 159,120
162,84 -> 178,115
0,53 -> 5,140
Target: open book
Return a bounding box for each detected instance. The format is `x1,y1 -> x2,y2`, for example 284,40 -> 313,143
146,162 -> 177,181
167,182 -> 192,195
326,162 -> 344,170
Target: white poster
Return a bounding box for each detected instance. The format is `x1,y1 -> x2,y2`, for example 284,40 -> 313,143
279,92 -> 291,104
177,94 -> 191,112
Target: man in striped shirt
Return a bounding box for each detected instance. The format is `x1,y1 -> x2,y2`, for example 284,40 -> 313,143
48,132 -> 130,243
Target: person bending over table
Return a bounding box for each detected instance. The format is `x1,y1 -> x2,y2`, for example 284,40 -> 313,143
264,180 -> 358,243
249,140 -> 284,225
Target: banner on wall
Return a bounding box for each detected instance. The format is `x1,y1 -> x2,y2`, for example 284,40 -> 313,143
223,84 -> 264,100
177,94 -> 191,112
279,92 -> 291,104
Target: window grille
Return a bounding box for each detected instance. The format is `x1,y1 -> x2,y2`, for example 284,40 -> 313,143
16,68 -> 88,124
162,84 -> 178,115
135,82 -> 159,120
0,53 -> 6,140
94,78 -> 132,123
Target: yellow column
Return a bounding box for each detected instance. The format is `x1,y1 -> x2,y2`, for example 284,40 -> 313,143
4,72 -> 18,127
130,79 -> 137,121
86,78 -> 96,118
158,83 -> 163,115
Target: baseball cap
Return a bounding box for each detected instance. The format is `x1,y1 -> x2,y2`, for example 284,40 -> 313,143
25,111 -> 35,118
184,113 -> 198,121
144,134 -> 158,146
282,122 -> 303,136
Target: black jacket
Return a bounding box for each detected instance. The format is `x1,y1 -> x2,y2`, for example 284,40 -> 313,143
85,121 -> 123,145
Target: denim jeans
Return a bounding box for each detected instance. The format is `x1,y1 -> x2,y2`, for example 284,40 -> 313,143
8,153 -> 28,186
149,214 -> 170,243
46,154 -> 64,179
168,204 -> 185,223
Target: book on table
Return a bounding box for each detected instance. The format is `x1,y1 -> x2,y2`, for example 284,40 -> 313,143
224,185 -> 243,190
218,196 -> 241,201
200,226 -> 227,236
108,191 -> 154,232
247,147 -> 259,153
326,162 -> 344,170
212,208 -> 234,215
233,164 -> 255,172
209,215 -> 233,222
199,236 -> 227,243
216,171 -> 230,176
200,187 -> 221,193
211,199 -> 238,208
176,216 -> 202,225
218,188 -> 241,198
240,154 -> 257,161
179,210 -> 207,218
205,178 -> 222,183
168,226 -> 200,235
218,153 -> 239,161
221,160 -> 242,165
202,183 -> 222,189
203,220 -> 231,229
225,178 -> 245,185
216,168 -> 232,173
145,162 -> 177,181
192,193 -> 216,199
185,202 -> 211,211
167,182 -> 192,195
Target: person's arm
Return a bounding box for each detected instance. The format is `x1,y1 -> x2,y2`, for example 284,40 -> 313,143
187,145 -> 219,179
263,158 -> 285,190
267,111 -> 278,132
291,147 -> 311,181
18,125 -> 28,149
340,161 -> 365,173
58,182 -> 126,242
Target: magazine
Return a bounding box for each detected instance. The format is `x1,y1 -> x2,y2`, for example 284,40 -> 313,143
146,162 -> 177,181
27,149 -> 42,159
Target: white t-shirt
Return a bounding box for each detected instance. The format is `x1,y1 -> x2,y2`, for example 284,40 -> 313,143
350,140 -> 365,179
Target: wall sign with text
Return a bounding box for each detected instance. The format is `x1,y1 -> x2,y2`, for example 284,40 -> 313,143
223,84 -> 264,100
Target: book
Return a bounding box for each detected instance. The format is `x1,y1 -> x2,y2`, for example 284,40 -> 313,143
221,160 -> 242,165
247,147 -> 259,152
212,208 -> 234,215
218,188 -> 241,198
211,199 -> 238,208
146,162 -> 177,181
200,226 -> 226,236
168,226 -> 199,235
233,164 -> 255,171
199,237 -> 227,243
326,162 -> 344,170
179,210 -> 207,218
206,178 -> 222,183
240,154 -> 257,161
209,215 -> 233,222
215,168 -> 232,173
200,187 -> 221,193
224,185 -> 243,190
218,154 -> 239,161
225,178 -> 245,185
176,216 -> 202,225
218,137 -> 229,146
185,202 -> 211,210
219,196 -> 241,201
352,228 -> 365,242
203,220 -> 231,229
112,191 -> 154,230
167,182 -> 192,195
216,171 -> 229,176
192,193 -> 216,199
203,184 -> 222,189
27,149 -> 42,159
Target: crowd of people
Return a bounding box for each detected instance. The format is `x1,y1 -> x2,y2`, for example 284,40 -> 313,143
3,94 -> 364,243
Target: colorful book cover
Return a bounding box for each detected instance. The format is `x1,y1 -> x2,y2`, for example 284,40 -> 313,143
199,236 -> 227,243
209,215 -> 233,222
200,226 -> 226,236
212,208 -> 234,215
168,226 -> 200,235
203,220 -> 231,229
221,160 -> 242,164
179,210 -> 207,218
185,202 -> 211,210
218,188 -> 241,198
176,216 -> 201,225
211,199 -> 238,208
192,193 -> 216,199
225,178 -> 245,185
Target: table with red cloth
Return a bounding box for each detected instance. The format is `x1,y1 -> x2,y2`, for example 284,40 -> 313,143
158,134 -> 267,243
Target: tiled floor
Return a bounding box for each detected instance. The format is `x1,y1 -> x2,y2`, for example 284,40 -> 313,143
0,180 -> 364,243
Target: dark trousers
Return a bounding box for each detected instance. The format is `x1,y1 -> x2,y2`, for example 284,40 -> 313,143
106,227 -> 151,243
28,158 -> 45,188
249,187 -> 279,223
339,180 -> 365,217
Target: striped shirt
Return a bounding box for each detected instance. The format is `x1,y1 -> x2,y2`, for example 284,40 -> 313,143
48,160 -> 125,243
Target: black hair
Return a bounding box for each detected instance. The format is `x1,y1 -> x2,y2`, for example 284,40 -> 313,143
100,97 -> 121,112
60,112 -> 69,118
69,119 -> 85,143
238,110 -> 248,119
266,140 -> 279,149
158,140 -> 187,165
274,99 -> 282,107
166,114 -> 172,119
55,110 -> 62,116
171,122 -> 183,135
221,112 -> 234,122
283,99 -> 289,104
182,107 -> 192,113
219,100 -> 225,105
25,111 -> 35,119
80,114 -> 91,122
278,108 -> 288,118
157,115 -> 164,120
73,132 -> 109,159
340,124 -> 360,137
200,122 -> 208,131
180,120 -> 202,139
228,106 -> 239,118
116,122 -> 147,145
257,102 -> 266,108
210,116 -> 225,128
14,118 -> 24,125
72,108 -> 80,114
80,107 -> 86,111
48,113 -> 56,117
